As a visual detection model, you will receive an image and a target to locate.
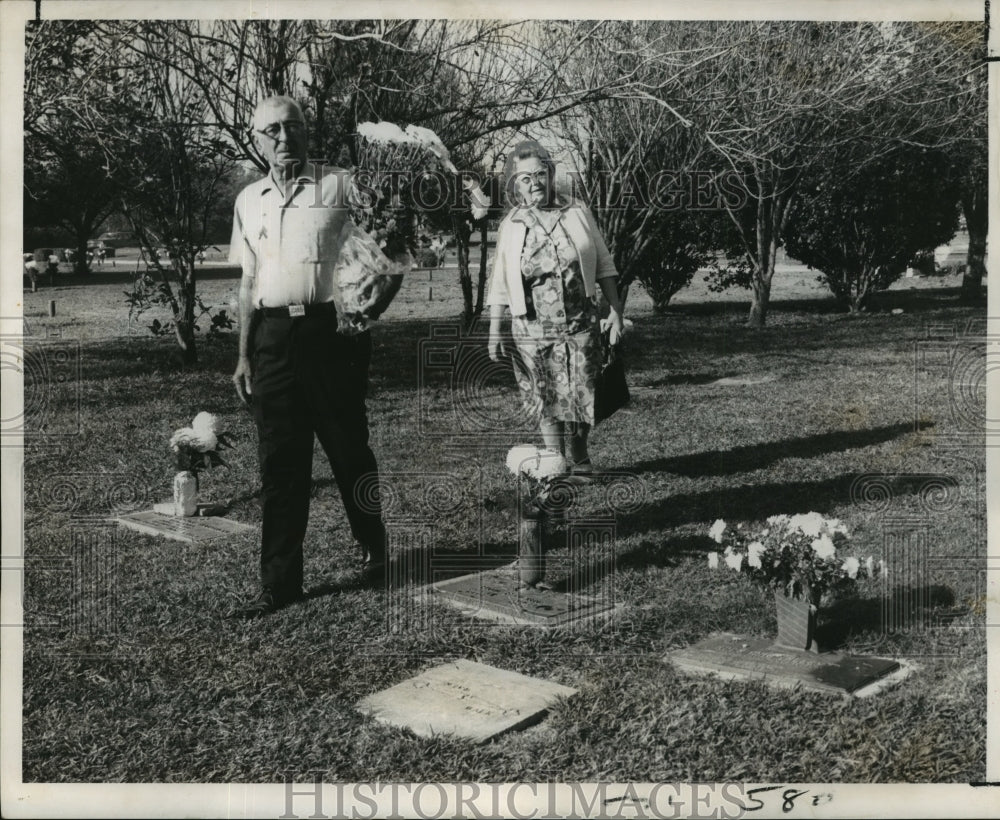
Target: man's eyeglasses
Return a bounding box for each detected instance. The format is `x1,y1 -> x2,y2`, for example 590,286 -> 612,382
255,120 -> 306,141
514,171 -> 549,186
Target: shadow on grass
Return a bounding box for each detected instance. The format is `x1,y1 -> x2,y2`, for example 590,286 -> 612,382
619,471 -> 931,540
817,584 -> 957,648
303,541 -> 518,599
630,422 -> 931,478
640,372 -> 738,387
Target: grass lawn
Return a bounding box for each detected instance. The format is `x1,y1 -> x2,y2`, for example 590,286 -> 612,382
17,267 -> 986,783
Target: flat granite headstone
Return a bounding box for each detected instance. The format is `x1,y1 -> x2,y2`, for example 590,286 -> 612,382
711,373 -> 779,386
356,659 -> 578,743
117,509 -> 255,543
668,633 -> 903,696
429,567 -> 619,627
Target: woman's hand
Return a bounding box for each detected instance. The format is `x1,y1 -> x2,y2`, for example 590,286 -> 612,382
488,324 -> 507,362
602,311 -> 625,347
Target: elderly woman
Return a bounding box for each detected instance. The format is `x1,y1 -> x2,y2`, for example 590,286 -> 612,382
487,139 -> 625,472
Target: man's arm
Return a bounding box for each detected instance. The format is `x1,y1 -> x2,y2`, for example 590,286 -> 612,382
233,270 -> 255,405
229,198 -> 256,405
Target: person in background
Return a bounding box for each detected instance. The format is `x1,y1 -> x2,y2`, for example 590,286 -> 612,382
487,139 -> 624,474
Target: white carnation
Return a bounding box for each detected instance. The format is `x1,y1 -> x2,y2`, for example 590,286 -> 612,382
747,542 -> 765,569
467,183 -> 489,220
708,519 -> 727,544
841,557 -> 860,579
789,512 -> 825,538
169,427 -> 198,452
724,551 -> 744,572
191,430 -> 217,453
506,445 -> 540,476
404,124 -> 458,173
810,534 -> 836,560
357,120 -> 413,144
505,445 -> 566,479
191,411 -> 220,436
534,449 -> 567,479
707,552 -> 719,569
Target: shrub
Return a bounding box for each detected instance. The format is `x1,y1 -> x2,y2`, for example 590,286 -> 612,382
783,145 -> 960,311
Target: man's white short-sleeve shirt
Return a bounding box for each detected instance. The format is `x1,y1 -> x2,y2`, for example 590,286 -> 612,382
229,163 -> 354,308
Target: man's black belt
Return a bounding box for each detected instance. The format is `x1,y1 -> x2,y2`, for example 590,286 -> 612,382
257,302 -> 338,318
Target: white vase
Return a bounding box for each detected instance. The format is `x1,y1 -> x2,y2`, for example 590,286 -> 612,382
173,471 -> 198,517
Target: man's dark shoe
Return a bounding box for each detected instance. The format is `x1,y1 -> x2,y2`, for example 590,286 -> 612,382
359,556 -> 390,589
227,586 -> 303,620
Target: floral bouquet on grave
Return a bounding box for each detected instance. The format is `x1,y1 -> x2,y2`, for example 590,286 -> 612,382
706,512 -> 884,601
333,122 -> 467,335
505,445 -> 587,518
169,412 -> 233,476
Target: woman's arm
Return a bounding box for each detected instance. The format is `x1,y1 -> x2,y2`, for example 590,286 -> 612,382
598,276 -> 625,346
487,219 -> 510,361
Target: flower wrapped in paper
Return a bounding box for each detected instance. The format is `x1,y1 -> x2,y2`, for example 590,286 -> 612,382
338,121 -> 464,335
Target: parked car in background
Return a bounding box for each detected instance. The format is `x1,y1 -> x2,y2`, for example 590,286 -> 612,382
87,239 -> 113,259
96,231 -> 135,250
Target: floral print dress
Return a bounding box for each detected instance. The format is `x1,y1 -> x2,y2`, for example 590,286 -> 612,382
510,205 -> 601,425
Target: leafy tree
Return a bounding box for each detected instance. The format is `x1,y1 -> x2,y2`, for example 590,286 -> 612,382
783,145 -> 960,311
692,21 -> 980,326
90,22 -> 237,362
23,21 -> 119,274
552,21 -> 735,312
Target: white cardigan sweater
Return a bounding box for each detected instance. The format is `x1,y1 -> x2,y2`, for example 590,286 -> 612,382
486,200 -> 618,317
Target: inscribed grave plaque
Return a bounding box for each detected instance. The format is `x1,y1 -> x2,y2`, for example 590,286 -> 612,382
356,659 -> 578,743
117,510 -> 255,543
668,633 -> 902,696
429,567 -> 618,627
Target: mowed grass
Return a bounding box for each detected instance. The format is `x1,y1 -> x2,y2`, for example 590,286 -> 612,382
18,269 -> 986,783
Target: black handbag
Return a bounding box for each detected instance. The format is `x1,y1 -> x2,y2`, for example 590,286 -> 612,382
594,332 -> 630,425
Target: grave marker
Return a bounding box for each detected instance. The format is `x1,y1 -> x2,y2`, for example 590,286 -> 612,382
668,633 -> 905,696
117,509 -> 254,543
357,659 -> 577,742
429,566 -> 619,627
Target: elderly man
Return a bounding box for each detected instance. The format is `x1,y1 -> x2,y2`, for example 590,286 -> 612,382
228,95 -> 401,619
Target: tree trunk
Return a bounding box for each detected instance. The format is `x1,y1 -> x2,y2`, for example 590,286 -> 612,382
174,260 -> 198,365
748,273 -> 771,327
961,231 -> 987,304
473,220 -> 488,318
959,173 -> 987,305
453,215 -> 473,328
74,230 -> 91,276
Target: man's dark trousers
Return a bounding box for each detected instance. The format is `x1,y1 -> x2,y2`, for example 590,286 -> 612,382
251,307 -> 386,597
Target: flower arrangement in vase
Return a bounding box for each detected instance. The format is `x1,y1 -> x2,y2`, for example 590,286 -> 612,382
505,445 -> 577,588
706,513 -> 884,652
168,412 -> 233,516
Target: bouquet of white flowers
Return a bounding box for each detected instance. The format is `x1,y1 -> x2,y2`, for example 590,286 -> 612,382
332,121 -> 469,335
505,445 -> 576,517
169,412 -> 233,474
706,512 -> 883,599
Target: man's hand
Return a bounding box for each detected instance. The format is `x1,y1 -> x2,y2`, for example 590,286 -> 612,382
358,271 -> 405,320
233,355 -> 253,406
